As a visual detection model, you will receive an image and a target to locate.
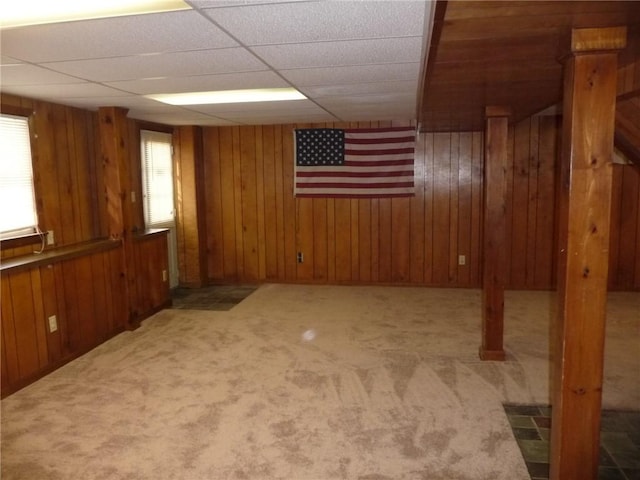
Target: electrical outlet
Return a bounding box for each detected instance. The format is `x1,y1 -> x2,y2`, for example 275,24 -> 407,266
297,252 -> 304,263
458,255 -> 466,266
162,270 -> 168,282
46,230 -> 55,246
131,191 -> 136,203
48,315 -> 58,333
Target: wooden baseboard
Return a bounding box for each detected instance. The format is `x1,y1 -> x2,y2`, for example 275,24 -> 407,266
479,347 -> 506,361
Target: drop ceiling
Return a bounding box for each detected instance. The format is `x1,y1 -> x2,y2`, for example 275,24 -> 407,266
2,1 -> 639,132
0,0 -> 434,126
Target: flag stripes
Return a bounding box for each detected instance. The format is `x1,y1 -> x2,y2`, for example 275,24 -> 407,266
294,126 -> 416,198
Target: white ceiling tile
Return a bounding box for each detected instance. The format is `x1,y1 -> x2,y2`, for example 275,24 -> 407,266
129,110 -> 240,126
0,64 -> 86,85
185,99 -> 322,114
1,56 -> 24,65
316,92 -> 416,107
41,48 -> 269,82
251,37 -> 423,69
280,63 -> 420,87
203,1 -> 425,45
105,71 -> 288,95
300,80 -> 418,98
0,11 -> 238,63
1,83 -> 130,100
219,112 -> 339,125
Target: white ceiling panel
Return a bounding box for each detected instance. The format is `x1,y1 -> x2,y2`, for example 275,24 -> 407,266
129,110 -> 240,126
250,37 -> 424,70
2,83 -> 131,99
0,64 -> 87,85
300,81 -> 418,99
41,48 -> 269,82
0,11 -> 238,63
201,1 -> 425,45
0,1 -> 433,126
280,63 -> 421,87
105,71 -> 288,95
218,112 -> 338,125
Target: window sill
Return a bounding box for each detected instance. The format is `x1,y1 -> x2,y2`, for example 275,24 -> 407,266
0,232 -> 42,250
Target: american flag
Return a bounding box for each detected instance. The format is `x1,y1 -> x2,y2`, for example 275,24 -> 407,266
294,127 -> 416,198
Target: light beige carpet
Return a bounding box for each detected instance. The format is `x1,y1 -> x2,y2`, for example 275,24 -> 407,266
1,285 -> 638,480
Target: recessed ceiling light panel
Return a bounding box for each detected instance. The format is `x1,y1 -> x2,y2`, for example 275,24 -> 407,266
147,88 -> 307,106
0,0 -> 191,29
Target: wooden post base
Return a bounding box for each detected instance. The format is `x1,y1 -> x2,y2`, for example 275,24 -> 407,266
479,347 -> 506,361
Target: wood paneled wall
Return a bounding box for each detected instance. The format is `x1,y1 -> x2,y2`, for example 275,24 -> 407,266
1,245 -> 126,396
203,121 -> 484,287
505,115 -> 560,290
201,117 -> 640,290
1,93 -> 104,254
1,94 -> 172,396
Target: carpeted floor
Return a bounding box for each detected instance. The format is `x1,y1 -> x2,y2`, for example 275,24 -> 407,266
1,285 -> 638,480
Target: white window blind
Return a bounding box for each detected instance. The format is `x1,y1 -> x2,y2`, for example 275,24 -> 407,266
140,130 -> 174,227
0,114 -> 38,236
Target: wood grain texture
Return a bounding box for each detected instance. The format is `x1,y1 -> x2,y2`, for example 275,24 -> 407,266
480,111 -> 509,361
202,122 -> 488,286
551,44 -> 621,480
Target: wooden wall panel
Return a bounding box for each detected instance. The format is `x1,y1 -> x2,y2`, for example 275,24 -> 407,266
0,244 -> 132,397
202,122 -> 486,287
1,94 -> 103,258
201,118 -> 638,290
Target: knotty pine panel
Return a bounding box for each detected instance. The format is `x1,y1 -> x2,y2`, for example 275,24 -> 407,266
0,94 -> 103,259
202,122 -> 485,287
0,246 -> 128,398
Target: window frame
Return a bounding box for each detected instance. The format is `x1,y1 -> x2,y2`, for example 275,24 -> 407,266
0,105 -> 42,248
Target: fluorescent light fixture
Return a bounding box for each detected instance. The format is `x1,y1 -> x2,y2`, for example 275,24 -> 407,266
0,0 -> 190,29
148,88 -> 307,106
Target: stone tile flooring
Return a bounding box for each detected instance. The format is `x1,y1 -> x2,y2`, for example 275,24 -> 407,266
170,284 -> 258,311
504,404 -> 640,480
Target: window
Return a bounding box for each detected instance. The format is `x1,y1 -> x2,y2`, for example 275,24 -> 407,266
140,130 -> 174,227
0,114 -> 38,237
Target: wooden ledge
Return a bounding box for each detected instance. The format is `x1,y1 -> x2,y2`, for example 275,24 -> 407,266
133,228 -> 169,242
0,238 -> 121,276
571,27 -> 627,53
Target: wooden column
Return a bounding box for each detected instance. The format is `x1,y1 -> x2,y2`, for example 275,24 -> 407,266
479,106 -> 510,361
174,126 -> 208,287
550,27 -> 626,480
98,106 -> 137,328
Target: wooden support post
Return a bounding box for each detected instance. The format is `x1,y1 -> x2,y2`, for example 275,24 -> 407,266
550,27 -> 626,480
479,106 -> 510,361
174,126 -> 208,287
98,106 -> 137,327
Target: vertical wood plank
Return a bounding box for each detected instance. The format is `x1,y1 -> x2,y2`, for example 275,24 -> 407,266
457,132 -> 473,286
218,127 -> 238,280
239,126 -> 259,281
205,127 -> 224,281
261,126 -> 279,280
510,119 -> 531,287
313,198 -> 328,281
9,271 -> 41,378
282,125 -> 297,281
423,132 -> 435,284
432,133 -> 451,285
448,132 -> 460,284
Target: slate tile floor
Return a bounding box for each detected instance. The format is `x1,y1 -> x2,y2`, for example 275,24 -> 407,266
504,404 -> 640,480
171,284 -> 258,311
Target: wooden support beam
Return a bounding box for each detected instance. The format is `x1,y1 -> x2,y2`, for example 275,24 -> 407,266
98,106 -> 137,328
479,106 -> 510,361
174,126 -> 208,287
550,26 -> 626,480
